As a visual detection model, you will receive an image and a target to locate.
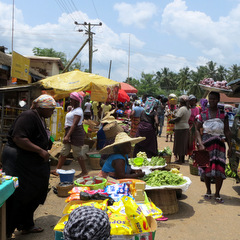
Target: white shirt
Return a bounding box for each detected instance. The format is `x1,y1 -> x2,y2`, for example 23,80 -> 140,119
65,107 -> 83,127
84,102 -> 92,112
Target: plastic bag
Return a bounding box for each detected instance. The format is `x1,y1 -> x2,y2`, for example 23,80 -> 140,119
80,192 -> 115,206
109,213 -> 133,235
121,196 -> 150,234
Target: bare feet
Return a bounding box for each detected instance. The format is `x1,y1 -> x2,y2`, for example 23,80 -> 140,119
75,172 -> 89,178
50,169 -> 59,176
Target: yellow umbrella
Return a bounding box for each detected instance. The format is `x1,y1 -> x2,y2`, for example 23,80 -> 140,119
37,70 -> 120,102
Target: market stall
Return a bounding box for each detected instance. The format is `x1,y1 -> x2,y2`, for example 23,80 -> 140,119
0,176 -> 18,240
36,69 -> 120,102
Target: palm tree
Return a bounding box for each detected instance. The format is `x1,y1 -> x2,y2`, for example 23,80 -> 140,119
158,68 -> 176,92
227,64 -> 240,82
206,61 -> 217,79
177,67 -> 191,91
216,65 -> 227,81
188,70 -> 204,99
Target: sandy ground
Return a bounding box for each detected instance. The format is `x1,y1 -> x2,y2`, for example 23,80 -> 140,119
11,125 -> 240,240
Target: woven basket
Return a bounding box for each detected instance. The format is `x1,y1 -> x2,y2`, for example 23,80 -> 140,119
57,183 -> 74,197
189,163 -> 198,176
164,163 -> 181,171
89,156 -> 101,170
146,189 -> 179,214
162,155 -> 171,164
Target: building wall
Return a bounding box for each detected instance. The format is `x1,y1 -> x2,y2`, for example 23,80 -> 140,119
30,60 -> 60,77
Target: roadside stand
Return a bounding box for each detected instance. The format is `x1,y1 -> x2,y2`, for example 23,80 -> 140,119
0,172 -> 18,240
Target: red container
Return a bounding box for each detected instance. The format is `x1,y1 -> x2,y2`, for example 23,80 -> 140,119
95,177 -> 103,184
83,175 -> 91,179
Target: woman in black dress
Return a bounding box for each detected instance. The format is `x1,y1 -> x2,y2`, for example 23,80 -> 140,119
2,94 -> 56,238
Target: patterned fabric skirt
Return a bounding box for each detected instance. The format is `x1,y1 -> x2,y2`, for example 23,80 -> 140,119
199,134 -> 226,179
130,117 -> 140,137
166,116 -> 174,134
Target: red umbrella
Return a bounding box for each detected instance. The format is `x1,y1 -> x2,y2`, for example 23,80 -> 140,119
118,89 -> 130,102
120,82 -> 138,93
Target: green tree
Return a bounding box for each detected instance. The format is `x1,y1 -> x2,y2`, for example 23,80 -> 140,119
188,70 -> 204,99
156,68 -> 177,93
206,61 -> 217,79
216,65 -> 227,81
177,67 -> 191,91
137,72 -> 159,96
227,64 -> 240,82
32,47 -> 83,72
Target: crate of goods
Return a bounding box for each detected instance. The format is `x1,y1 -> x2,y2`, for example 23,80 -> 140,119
88,154 -> 101,170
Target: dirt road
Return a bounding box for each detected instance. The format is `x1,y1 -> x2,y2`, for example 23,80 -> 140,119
11,126 -> 240,240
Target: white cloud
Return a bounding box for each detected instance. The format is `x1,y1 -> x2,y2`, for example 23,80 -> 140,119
161,0 -> 240,64
114,2 -> 157,28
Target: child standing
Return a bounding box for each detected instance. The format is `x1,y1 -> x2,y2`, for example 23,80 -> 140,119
165,104 -> 177,142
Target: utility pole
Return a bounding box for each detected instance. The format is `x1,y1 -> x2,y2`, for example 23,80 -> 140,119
62,38 -> 89,73
75,21 -> 102,73
108,60 -> 112,79
127,34 -> 130,84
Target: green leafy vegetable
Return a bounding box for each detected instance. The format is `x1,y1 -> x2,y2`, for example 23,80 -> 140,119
142,170 -> 187,186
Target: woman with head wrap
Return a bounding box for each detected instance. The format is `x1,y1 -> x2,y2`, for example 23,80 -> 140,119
196,91 -> 232,203
188,95 -> 200,156
169,95 -> 191,164
133,97 -> 159,158
51,92 -> 88,177
2,94 -> 56,238
63,206 -> 110,240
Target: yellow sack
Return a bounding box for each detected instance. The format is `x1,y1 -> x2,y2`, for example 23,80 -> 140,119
64,199 -> 108,214
109,213 -> 133,235
138,202 -> 163,220
121,196 -> 150,234
54,214 -> 69,232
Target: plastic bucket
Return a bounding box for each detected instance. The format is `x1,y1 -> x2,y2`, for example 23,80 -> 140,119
57,169 -> 75,183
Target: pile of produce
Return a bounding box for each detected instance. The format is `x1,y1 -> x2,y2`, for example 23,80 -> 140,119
225,163 -> 237,178
200,78 -> 230,90
158,146 -> 172,157
142,170 -> 187,186
136,151 -> 147,159
129,156 -> 166,167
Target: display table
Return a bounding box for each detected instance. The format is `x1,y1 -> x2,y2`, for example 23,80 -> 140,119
0,180 -> 16,240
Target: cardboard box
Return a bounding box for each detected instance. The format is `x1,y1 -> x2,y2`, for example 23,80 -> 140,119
55,216 -> 157,240
111,216 -> 157,240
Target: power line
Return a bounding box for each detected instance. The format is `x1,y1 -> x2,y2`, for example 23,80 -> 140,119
91,0 -> 100,19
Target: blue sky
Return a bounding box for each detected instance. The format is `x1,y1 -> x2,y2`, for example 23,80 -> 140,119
1,0 -> 240,82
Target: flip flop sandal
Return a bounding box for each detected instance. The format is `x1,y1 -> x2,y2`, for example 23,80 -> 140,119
204,194 -> 212,200
215,197 -> 224,204
22,226 -> 44,234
